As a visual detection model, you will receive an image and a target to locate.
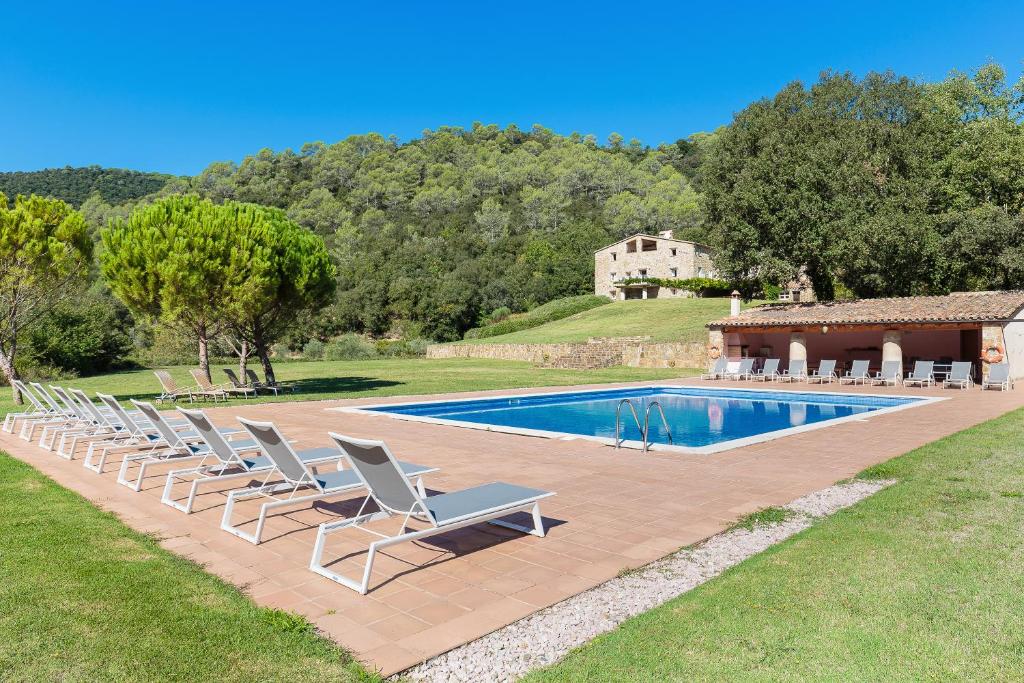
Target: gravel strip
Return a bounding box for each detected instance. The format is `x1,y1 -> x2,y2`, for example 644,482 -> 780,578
405,478 -> 895,683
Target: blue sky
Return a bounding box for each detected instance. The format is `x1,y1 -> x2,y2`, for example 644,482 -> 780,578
2,1 -> 1022,175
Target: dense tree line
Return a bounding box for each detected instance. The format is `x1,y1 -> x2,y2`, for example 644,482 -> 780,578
185,125 -> 708,341
0,166 -> 174,207
704,64 -> 1024,299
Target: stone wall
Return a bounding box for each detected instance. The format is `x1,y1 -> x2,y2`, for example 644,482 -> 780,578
426,338 -> 707,369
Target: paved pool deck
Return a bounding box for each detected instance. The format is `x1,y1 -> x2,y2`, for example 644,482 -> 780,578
3,377 -> 1022,676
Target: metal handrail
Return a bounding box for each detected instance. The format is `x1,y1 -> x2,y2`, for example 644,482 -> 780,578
643,401 -> 673,452
614,398 -> 643,449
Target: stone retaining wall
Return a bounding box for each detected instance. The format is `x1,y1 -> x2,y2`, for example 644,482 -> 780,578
426,339 -> 707,369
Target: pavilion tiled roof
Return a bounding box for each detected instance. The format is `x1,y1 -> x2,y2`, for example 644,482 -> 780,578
708,291 -> 1024,329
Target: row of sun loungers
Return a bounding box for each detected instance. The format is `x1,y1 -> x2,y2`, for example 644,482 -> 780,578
3,381 -> 553,595
702,358 -> 1013,390
154,368 -> 288,403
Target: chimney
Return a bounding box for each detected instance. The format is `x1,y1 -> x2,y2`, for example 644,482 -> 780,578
730,290 -> 741,317
658,230 -> 674,240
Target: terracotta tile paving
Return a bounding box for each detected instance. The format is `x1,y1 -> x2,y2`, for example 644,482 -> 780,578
3,377 -> 1023,676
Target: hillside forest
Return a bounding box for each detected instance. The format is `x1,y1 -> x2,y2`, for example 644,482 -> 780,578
2,63 -> 1023,379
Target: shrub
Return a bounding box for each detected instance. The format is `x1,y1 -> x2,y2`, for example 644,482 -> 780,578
483,306 -> 512,325
762,284 -> 782,301
323,334 -> 377,361
375,338 -> 430,358
302,339 -> 324,360
618,276 -> 732,297
271,343 -> 291,360
464,295 -> 611,340
21,295 -> 134,375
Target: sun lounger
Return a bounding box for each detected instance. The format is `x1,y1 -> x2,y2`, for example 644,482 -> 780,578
726,358 -> 755,380
942,361 -> 974,390
807,360 -> 837,384
750,358 -> 780,382
32,386 -> 101,448
3,380 -> 56,433
17,383 -> 80,442
839,360 -> 870,385
82,394 -> 191,473
154,370 -> 194,403
310,431 -> 554,594
902,360 -> 935,388
115,400 -> 235,491
188,369 -> 230,402
871,360 -> 902,386
778,359 -> 807,382
700,358 -> 728,380
221,418 -> 437,545
221,369 -> 258,398
161,407 -> 338,513
982,363 -> 1013,391
51,388 -> 134,458
245,368 -> 288,395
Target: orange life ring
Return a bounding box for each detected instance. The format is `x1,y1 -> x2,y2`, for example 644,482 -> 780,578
982,342 -> 1004,364
708,345 -> 721,359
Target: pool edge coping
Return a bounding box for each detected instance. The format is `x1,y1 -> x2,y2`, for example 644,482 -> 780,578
330,384 -> 948,455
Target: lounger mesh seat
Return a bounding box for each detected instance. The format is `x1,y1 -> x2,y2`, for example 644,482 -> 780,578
241,446 -> 339,472
422,482 -> 550,525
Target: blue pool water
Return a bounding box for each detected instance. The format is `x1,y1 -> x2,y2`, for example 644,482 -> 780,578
364,386 -> 922,450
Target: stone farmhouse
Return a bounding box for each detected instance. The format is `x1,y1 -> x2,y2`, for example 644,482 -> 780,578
593,231 -> 716,300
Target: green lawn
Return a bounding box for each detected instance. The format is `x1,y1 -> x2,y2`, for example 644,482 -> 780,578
0,357 -> 684,418
457,298 -> 761,345
528,407 -> 1024,681
0,453 -> 376,681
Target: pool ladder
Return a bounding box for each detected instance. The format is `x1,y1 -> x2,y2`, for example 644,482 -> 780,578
615,398 -> 673,453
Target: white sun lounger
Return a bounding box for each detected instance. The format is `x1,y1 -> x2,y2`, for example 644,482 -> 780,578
777,359 -> 807,382
982,363 -> 1013,391
839,360 -> 870,385
726,358 -> 755,380
750,358 -> 780,382
114,400 -> 235,491
807,360 -> 837,384
902,360 -> 935,388
162,407 -> 339,514
221,418 -> 437,545
18,384 -> 81,442
81,394 -> 194,473
700,358 -> 728,380
871,360 -> 902,386
309,431 -> 554,594
943,361 -> 974,390
2,380 -> 54,432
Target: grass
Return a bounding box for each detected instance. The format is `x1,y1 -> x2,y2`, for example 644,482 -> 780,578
728,506 -> 795,531
466,294 -> 611,339
526,407 -> 1024,681
457,297 -> 763,345
0,357 -> 685,419
0,453 -> 377,681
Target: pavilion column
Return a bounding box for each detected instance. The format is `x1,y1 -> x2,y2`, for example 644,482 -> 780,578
707,329 -> 724,369
789,332 -> 807,362
882,330 -> 902,364
980,324 -> 1005,380
641,288 -> 648,299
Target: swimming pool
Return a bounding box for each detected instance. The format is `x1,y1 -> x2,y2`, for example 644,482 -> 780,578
340,386 -> 936,454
